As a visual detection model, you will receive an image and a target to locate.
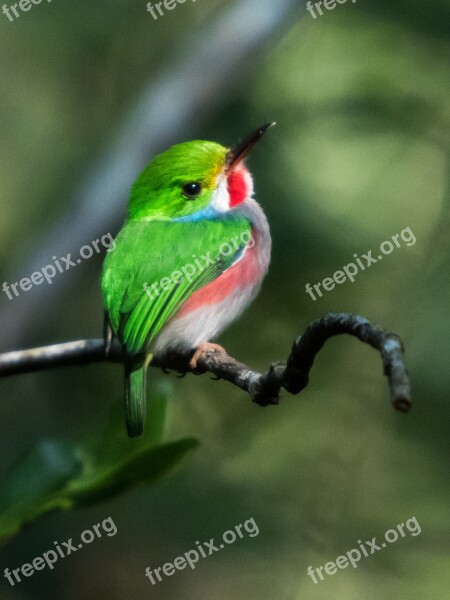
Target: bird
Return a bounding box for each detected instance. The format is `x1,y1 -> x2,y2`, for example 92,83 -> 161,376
102,123 -> 273,437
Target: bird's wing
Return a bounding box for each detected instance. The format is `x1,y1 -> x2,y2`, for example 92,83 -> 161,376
102,218 -> 252,355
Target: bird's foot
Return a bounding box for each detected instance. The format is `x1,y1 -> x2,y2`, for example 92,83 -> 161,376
190,343 -> 226,370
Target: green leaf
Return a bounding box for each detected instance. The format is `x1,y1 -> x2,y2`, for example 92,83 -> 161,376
0,380 -> 198,540
0,440 -> 82,538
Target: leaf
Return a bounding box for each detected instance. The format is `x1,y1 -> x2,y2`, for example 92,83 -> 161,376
0,380 -> 198,540
0,440 -> 82,539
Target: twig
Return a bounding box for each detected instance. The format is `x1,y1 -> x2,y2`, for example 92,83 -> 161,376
0,313 -> 411,412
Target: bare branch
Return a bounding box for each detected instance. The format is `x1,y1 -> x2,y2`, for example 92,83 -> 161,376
0,313 -> 411,413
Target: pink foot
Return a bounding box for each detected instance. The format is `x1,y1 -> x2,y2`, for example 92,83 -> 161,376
190,342 -> 226,370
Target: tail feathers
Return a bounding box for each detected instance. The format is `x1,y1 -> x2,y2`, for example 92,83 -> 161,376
125,363 -> 147,438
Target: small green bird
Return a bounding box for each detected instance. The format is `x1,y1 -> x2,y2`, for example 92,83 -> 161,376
102,124 -> 273,437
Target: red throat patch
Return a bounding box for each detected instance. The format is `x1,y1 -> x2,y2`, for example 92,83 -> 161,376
227,168 -> 249,207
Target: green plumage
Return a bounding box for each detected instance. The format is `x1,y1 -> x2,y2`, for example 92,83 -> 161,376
101,139 -> 252,437
103,218 -> 251,354
125,361 -> 146,438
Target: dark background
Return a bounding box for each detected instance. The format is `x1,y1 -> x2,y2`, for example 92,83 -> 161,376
0,0 -> 449,598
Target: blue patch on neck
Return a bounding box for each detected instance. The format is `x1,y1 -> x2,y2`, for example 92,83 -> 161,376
171,205 -> 224,222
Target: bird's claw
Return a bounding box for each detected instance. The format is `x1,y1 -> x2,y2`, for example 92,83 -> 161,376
190,342 -> 226,371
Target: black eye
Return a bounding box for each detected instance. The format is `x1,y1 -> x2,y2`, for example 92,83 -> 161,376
182,182 -> 202,199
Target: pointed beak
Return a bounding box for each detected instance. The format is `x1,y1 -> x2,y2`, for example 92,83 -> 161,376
225,122 -> 275,172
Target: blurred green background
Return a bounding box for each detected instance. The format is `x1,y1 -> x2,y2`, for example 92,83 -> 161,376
0,0 -> 449,598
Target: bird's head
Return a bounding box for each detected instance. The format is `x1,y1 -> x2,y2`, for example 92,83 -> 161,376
128,123 -> 274,221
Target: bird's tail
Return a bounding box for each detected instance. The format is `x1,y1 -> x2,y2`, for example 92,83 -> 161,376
125,358 -> 150,438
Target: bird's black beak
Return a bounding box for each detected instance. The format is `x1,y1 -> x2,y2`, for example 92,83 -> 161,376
225,122 -> 275,172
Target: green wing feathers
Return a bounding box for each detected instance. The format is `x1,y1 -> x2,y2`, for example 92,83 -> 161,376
102,217 -> 251,356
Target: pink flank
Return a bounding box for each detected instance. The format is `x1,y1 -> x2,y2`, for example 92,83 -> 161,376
176,230 -> 263,317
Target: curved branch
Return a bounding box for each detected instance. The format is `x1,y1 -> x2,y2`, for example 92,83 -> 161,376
0,313 -> 411,412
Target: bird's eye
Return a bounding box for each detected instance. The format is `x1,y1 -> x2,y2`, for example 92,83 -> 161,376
182,182 -> 202,199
